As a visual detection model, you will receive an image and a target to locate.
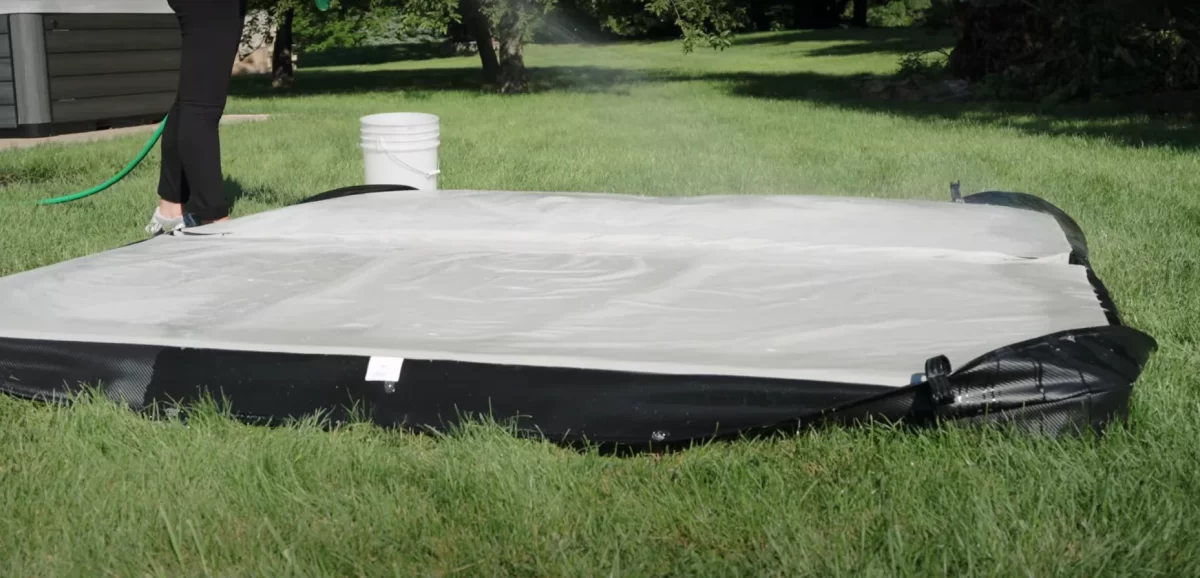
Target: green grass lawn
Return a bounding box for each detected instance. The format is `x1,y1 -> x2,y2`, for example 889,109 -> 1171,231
2,28 -> 1199,576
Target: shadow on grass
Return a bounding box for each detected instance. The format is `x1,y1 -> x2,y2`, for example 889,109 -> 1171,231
298,43 -> 449,68
229,65 -> 656,99
731,29 -> 845,46
805,34 -> 950,57
223,176 -> 248,208
220,176 -> 295,215
732,28 -> 951,55
230,59 -> 1199,152
709,70 -> 1200,150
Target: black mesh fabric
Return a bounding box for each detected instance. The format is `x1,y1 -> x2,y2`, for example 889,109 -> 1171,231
0,338 -> 159,408
0,326 -> 1155,447
949,387 -> 1133,436
927,326 -> 1156,435
141,349 -> 895,446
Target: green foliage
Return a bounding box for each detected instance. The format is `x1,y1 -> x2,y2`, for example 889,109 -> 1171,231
836,0 -> 946,28
950,0 -> 1200,103
243,0 -> 746,80
763,3 -> 794,31
244,0 -> 459,52
866,1 -> 912,27
571,0 -> 750,44
921,0 -> 956,29
369,0 -> 462,41
645,0 -> 748,52
579,0 -> 678,38
482,0 -> 559,44
241,0 -> 747,60
293,4 -> 375,50
896,47 -> 950,80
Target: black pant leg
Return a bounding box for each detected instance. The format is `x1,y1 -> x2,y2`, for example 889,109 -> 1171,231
158,0 -> 244,221
156,98 -> 187,206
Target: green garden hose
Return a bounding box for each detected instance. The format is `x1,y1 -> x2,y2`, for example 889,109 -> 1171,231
36,115 -> 167,206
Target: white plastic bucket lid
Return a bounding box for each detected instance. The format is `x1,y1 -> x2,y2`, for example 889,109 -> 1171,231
361,124 -> 439,132
360,112 -> 439,129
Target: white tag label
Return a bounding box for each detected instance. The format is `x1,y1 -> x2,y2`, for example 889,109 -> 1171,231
365,356 -> 405,382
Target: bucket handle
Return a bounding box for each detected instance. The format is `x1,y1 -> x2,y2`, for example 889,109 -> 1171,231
374,137 -> 441,178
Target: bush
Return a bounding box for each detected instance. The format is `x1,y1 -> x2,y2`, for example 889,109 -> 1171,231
921,0 -> 956,29
292,7 -> 374,51
897,48 -> 951,80
866,1 -> 912,27
949,0 -> 1199,102
838,0 -> 943,28
765,3 -> 795,31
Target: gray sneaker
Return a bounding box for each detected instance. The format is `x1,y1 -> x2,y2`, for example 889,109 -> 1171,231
144,208 -> 185,236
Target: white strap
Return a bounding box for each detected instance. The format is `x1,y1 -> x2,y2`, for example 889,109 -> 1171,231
375,137 -> 441,178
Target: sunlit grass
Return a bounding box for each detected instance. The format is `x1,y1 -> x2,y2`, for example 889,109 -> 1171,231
1,28 -> 1197,576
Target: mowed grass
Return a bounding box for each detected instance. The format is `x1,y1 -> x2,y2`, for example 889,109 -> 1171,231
2,28 -> 1200,576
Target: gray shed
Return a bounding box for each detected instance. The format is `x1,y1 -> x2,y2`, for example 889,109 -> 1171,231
1,1 -> 180,138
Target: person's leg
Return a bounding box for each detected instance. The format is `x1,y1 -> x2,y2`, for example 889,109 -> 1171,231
150,2 -> 187,232
163,0 -> 243,225
155,97 -> 186,220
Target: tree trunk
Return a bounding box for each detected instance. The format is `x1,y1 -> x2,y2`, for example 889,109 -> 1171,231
852,0 -> 868,27
459,0 -> 499,84
496,8 -> 525,93
271,7 -> 294,89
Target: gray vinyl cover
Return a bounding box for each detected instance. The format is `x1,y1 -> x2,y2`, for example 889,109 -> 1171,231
0,190 -> 1110,387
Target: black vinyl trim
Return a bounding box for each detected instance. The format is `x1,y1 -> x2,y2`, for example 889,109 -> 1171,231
297,184 -> 417,205
0,323 -> 1157,449
0,336 -> 895,447
0,188 -> 1160,449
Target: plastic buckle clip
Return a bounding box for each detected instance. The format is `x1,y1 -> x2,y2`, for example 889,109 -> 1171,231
925,355 -> 955,405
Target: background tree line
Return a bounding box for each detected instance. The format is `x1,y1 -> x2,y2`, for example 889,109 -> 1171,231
245,0 -> 1198,107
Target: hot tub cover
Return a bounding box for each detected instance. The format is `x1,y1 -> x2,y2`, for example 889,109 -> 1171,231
0,187 -> 1157,447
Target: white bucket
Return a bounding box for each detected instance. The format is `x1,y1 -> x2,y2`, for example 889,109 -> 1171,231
359,112 -> 441,190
